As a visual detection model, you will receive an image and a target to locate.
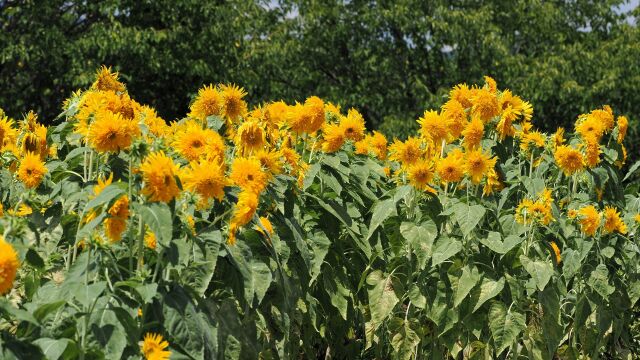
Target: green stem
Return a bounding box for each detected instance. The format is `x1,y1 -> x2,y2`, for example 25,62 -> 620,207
137,214 -> 144,274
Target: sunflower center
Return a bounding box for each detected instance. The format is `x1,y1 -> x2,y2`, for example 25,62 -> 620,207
164,174 -> 172,186
247,174 -> 254,181
191,140 -> 203,148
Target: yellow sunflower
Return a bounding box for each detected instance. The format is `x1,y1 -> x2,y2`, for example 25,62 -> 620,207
144,228 -> 157,250
339,109 -> 366,141
449,83 -> 473,108
470,88 -> 499,123
182,158 -> 227,203
303,96 -> 326,134
583,135 -> 601,168
554,145 -> 584,176
441,99 -> 467,140
87,111 -> 139,153
519,131 -> 546,155
141,333 -> 171,360
436,149 -> 465,183
603,206 -> 627,234
368,131 -> 388,160
230,157 -> 268,194
255,149 -> 283,178
140,152 -> 181,203
0,116 -> 16,149
389,137 -> 423,167
462,117 -> 484,150
235,119 -> 266,154
105,195 -> 130,242
228,190 -> 259,245
616,115 -> 628,144
465,149 -> 494,184
266,101 -> 289,126
189,84 -> 223,121
17,152 -> 47,188
0,237 -> 19,295
321,123 -> 345,153
575,115 -> 605,142
255,216 -> 274,237
577,205 -> 601,237
550,241 -> 561,264
173,121 -> 211,161
418,110 -> 448,146
92,65 -> 125,92
407,159 -> 436,194
220,84 -> 248,121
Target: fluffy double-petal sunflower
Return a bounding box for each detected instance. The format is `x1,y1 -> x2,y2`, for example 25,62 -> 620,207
17,152 -> 47,188
0,237 -> 19,295
140,152 -> 181,203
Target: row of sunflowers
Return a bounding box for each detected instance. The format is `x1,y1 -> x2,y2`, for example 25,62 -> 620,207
0,66 -> 638,359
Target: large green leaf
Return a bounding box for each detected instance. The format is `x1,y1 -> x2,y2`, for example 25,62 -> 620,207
366,198 -> 397,241
471,277 -> 505,313
431,237 -> 462,267
90,309 -> 127,359
520,256 -> 554,291
451,203 -> 486,237
488,302 -> 526,356
137,202 -> 173,247
454,265 -> 481,308
33,338 -> 71,360
589,264 -> 614,299
400,220 -> 437,270
367,270 -> 399,326
389,318 -> 420,360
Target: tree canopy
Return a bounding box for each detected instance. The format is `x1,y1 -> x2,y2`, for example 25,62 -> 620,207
1,0 -> 638,146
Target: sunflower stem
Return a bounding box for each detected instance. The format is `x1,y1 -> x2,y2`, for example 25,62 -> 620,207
529,151 -> 534,177
137,214 -> 144,274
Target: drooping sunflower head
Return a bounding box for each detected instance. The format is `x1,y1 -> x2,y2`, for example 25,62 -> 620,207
554,145 -> 584,176
590,105 -> 615,131
0,237 -> 20,295
140,151 -> 181,203
17,151 -> 47,188
228,190 -> 260,245
303,96 -> 326,134
616,115 -> 628,144
583,134 -> 601,168
220,84 -> 248,121
230,157 -> 268,194
550,241 -> 561,264
141,333 -> 171,360
339,109 -> 366,142
0,116 -> 16,149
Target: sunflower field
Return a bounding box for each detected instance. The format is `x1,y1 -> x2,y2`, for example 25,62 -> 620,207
0,66 -> 639,359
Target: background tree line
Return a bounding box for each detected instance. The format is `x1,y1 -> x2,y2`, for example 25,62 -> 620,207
1,0 -> 638,154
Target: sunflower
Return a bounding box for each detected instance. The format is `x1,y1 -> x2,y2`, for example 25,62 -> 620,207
554,145 -> 584,176
550,241 -> 561,264
266,101 -> 289,126
228,190 -> 259,245
303,96 -> 326,134
407,159 -> 436,193
616,115 -> 628,144
139,105 -> 168,137
321,123 -> 345,153
583,135 -> 601,168
462,117 -> 484,150
144,228 -> 157,250
87,111 -> 139,153
7,204 -> 32,217
204,131 -> 226,162
389,137 -> 423,167
181,158 -> 227,203
369,131 -> 388,160
552,128 -> 565,149
235,119 -> 266,154
140,152 -> 181,203
590,106 -> 614,131
0,237 -> 19,295
325,102 -> 342,118
17,152 -> 47,188
255,149 -> 282,177
220,84 -> 248,121
230,157 -> 268,194
436,149 -> 465,183
465,149 -> 494,184
189,84 -> 223,121
418,110 -> 448,146
0,116 -> 16,149
519,131 -> 546,155
141,333 -> 171,360
339,109 -> 366,141
173,121 -> 211,161
483,168 -> 503,196
484,76 -> 498,93
575,115 -> 604,142
495,111 -> 516,140
92,65 -> 125,92
450,83 -> 473,108
441,99 -> 467,140
470,88 -> 499,123
603,206 -> 627,234
105,195 -> 129,242
577,205 -> 601,236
